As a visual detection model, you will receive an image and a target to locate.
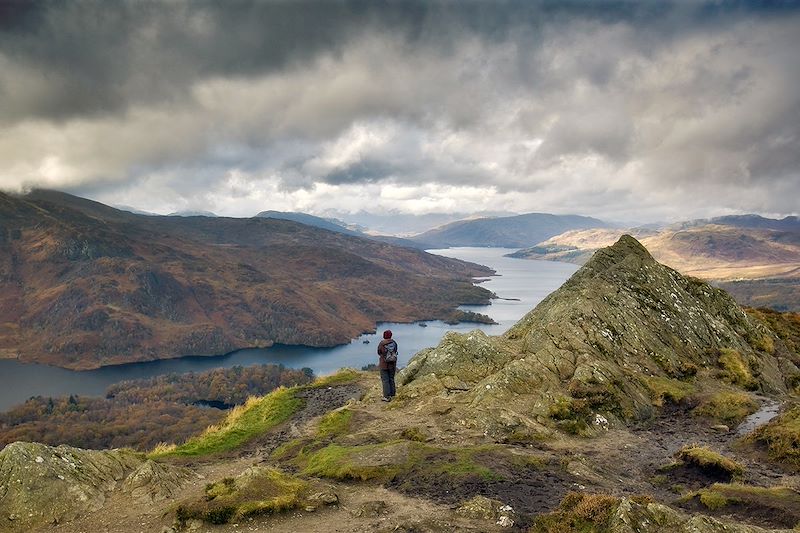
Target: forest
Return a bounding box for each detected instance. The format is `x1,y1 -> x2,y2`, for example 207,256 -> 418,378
0,364 -> 314,451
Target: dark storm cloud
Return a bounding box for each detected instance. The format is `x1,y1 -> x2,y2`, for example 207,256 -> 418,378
0,1 -> 799,219
1,0 -> 754,123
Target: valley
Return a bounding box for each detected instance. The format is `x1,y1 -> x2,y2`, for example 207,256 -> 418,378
1,236 -> 798,532
0,190 -> 493,370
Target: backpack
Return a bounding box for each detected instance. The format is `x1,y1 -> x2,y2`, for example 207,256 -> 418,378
384,340 -> 398,363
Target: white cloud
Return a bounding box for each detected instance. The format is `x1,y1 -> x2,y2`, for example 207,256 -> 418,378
0,5 -> 798,222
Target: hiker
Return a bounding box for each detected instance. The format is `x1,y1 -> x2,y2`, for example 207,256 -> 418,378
377,329 -> 398,401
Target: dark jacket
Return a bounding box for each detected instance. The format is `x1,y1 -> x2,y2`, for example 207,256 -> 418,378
377,338 -> 398,370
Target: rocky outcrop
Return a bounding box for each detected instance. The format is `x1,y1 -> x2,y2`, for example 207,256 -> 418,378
122,459 -> 193,504
0,442 -> 189,531
609,497 -> 793,533
399,236 -> 800,437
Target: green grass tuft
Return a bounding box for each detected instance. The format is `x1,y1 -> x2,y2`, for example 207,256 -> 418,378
676,445 -> 744,477
399,426 -> 429,442
530,492 -> 620,533
302,442 -> 404,481
693,391 -> 758,425
316,409 -> 353,438
698,489 -> 729,510
748,406 -> 800,472
150,387 -> 302,458
299,441 -> 503,483
309,369 -> 361,388
691,483 -> 800,520
643,376 -> 695,407
177,467 -> 307,525
718,349 -> 758,390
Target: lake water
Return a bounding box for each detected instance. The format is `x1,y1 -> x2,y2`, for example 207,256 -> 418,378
0,248 -> 578,411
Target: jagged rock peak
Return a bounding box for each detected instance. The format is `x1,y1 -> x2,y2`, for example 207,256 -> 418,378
592,233 -> 654,263
399,235 -> 798,438
554,233 -> 659,290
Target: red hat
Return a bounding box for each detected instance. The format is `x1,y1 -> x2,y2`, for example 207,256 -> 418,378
383,330 -> 392,339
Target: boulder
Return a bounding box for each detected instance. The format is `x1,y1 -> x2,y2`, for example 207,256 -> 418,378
400,236 -> 799,437
0,441 -> 142,530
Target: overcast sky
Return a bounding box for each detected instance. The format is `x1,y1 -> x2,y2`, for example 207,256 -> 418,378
1,1 -> 798,223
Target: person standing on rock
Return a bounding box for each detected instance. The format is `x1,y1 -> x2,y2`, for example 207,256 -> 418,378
377,329 -> 398,401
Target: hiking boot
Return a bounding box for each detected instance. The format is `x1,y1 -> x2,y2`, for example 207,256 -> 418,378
381,397 -> 391,402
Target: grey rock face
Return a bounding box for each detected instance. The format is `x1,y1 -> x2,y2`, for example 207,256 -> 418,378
0,442 -> 190,531
0,442 -> 141,530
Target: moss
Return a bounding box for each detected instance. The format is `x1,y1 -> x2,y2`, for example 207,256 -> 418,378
502,428 -> 553,444
693,391 -> 758,425
746,307 -> 800,357
649,474 -> 668,486
399,427 -> 428,442
643,376 -> 695,407
150,387 -> 302,458
675,445 -> 744,477
205,477 -> 235,499
717,349 -> 758,390
299,441 -> 502,483
301,442 -> 410,481
316,408 -> 353,438
670,484 -> 686,495
530,492 -> 620,533
308,368 -> 361,388
692,483 -> 800,520
433,445 -> 503,481
698,489 -> 729,510
548,395 -> 591,436
748,406 -> 800,472
177,467 -> 307,525
270,438 -> 310,461
549,396 -> 576,420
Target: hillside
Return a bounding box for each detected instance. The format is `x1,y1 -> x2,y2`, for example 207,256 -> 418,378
512,222 -> 800,311
401,235 -> 798,432
255,210 -> 429,249
0,190 -> 493,369
410,212 -> 611,248
1,236 -> 798,532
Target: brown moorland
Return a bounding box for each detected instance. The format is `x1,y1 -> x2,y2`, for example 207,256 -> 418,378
0,190 -> 493,369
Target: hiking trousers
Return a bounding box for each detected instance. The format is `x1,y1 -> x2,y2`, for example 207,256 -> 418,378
380,366 -> 396,398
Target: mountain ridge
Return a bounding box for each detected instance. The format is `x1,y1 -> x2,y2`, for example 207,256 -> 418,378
254,210 -> 430,249
411,212 -> 612,248
0,190 -> 494,370
510,219 -> 800,311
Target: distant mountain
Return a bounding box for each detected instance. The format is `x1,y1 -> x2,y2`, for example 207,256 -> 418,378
512,217 -> 800,312
167,210 -> 218,217
0,190 -> 493,369
678,214 -> 800,232
411,212 -> 612,248
112,205 -> 159,216
324,210 -> 516,237
255,210 -> 431,250
255,211 -> 361,236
